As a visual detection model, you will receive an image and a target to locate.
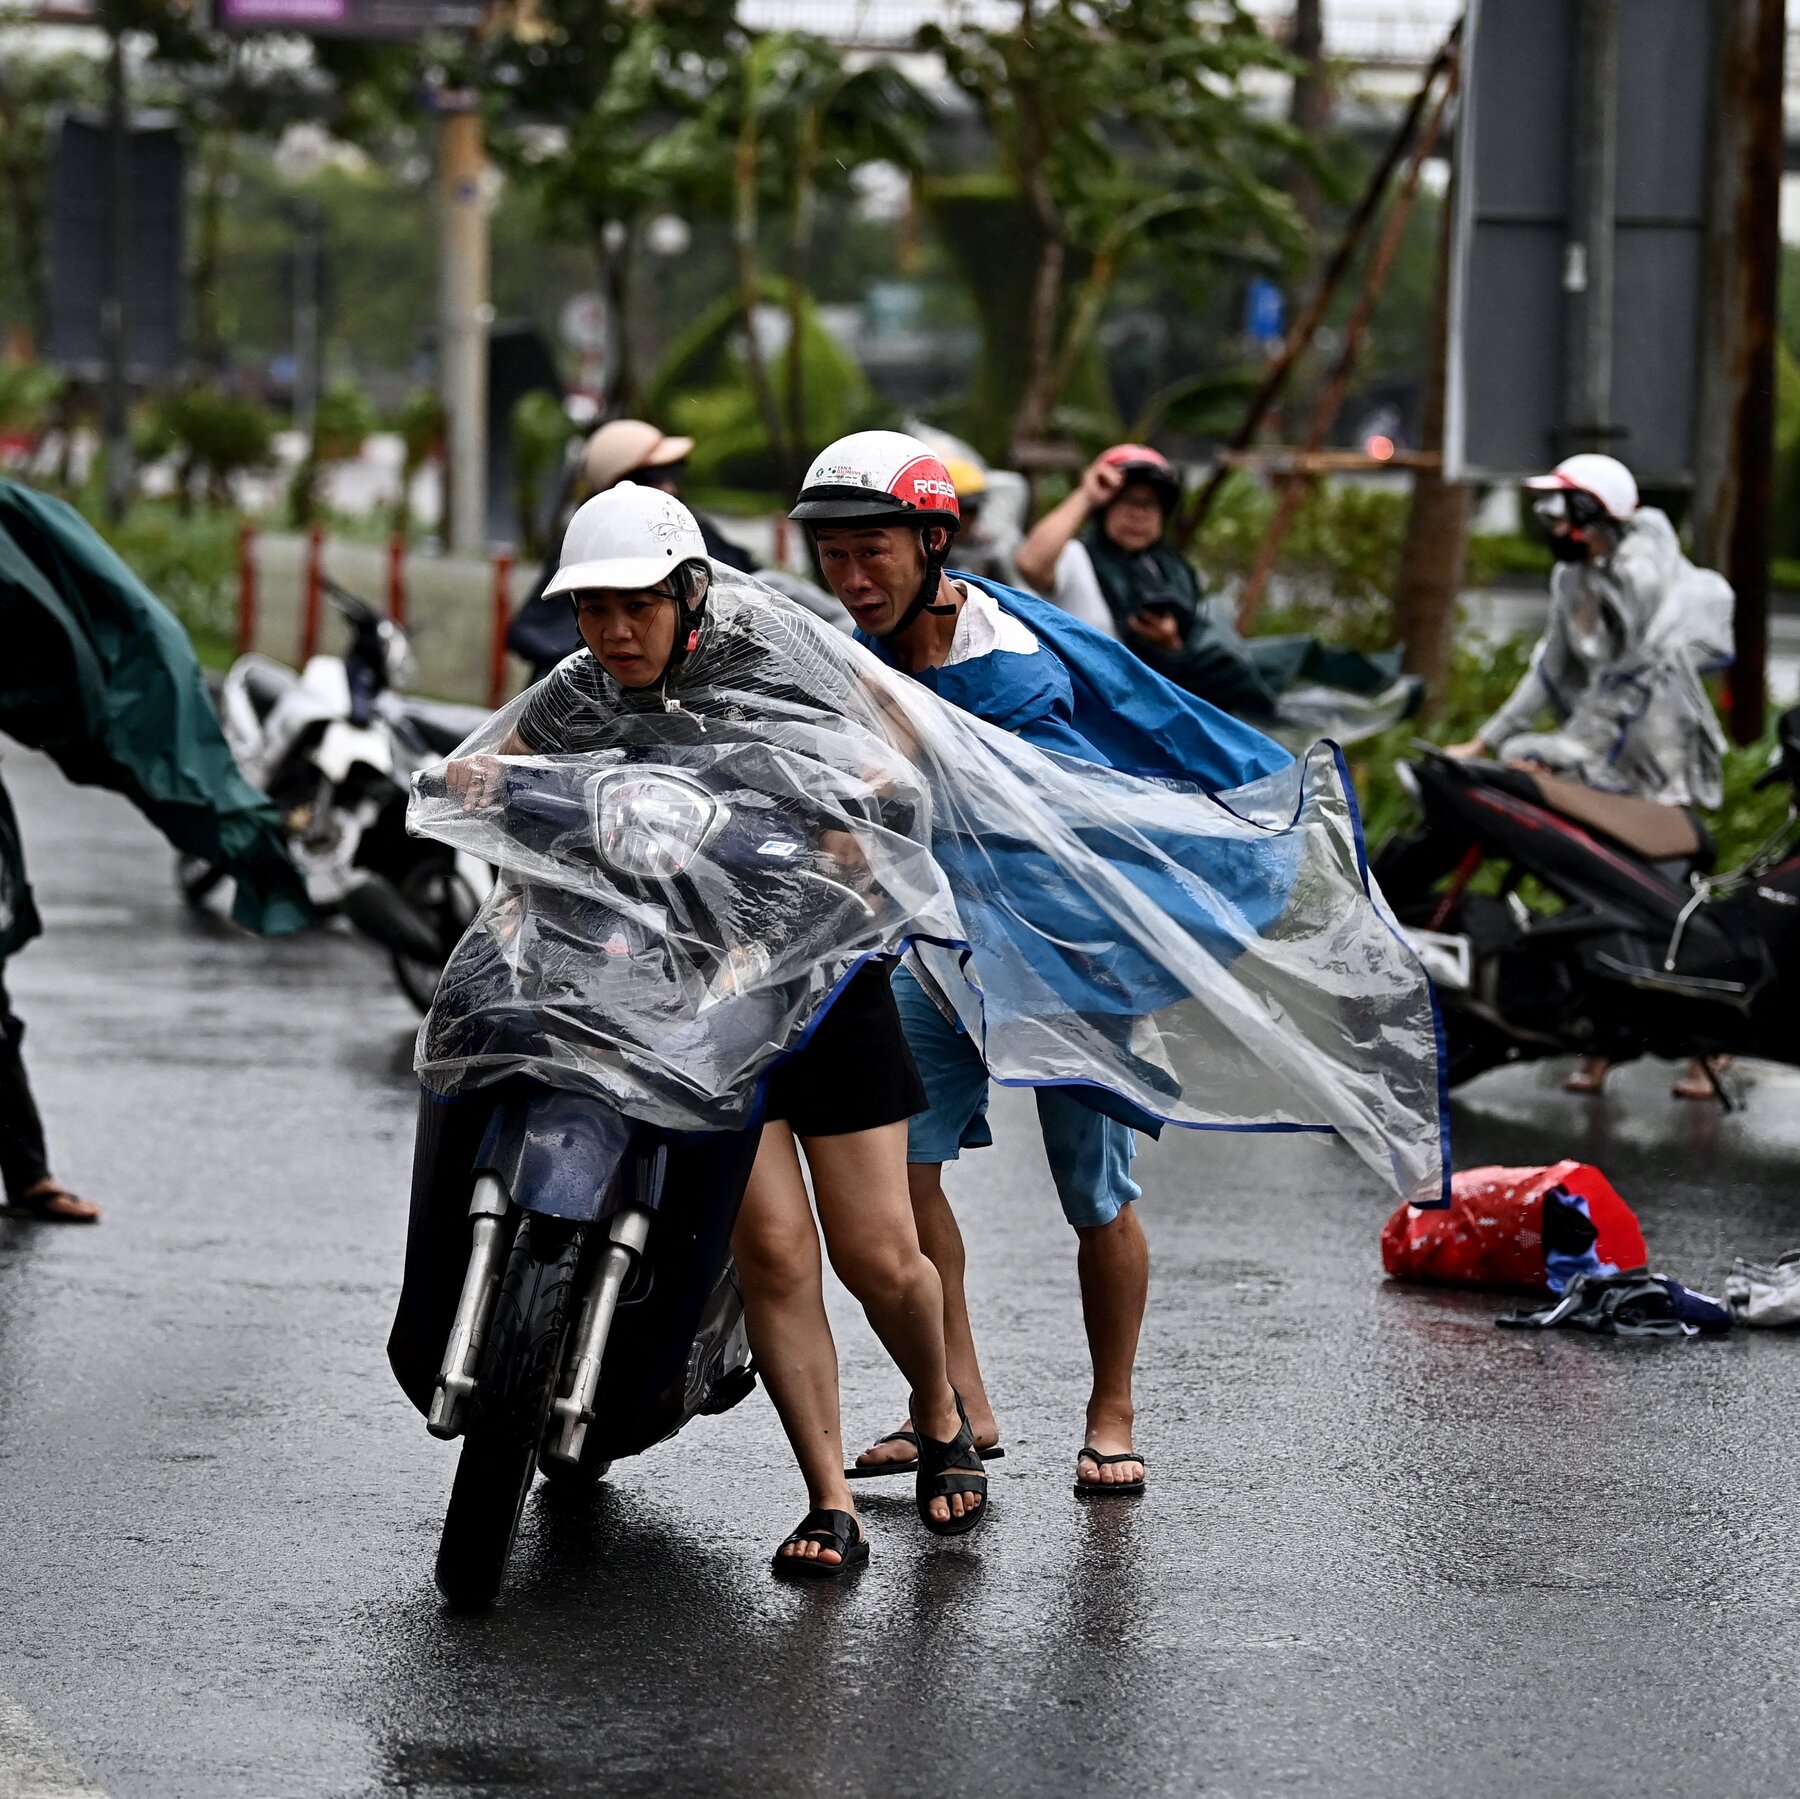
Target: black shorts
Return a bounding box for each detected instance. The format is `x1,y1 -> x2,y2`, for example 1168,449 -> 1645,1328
762,961 -> 927,1138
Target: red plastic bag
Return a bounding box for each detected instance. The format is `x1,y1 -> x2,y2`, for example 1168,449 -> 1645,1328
1381,1161 -> 1648,1293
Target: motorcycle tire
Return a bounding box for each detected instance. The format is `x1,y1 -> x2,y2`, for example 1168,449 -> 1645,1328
435,1215 -> 585,1611
391,860 -> 482,1014
176,852 -> 227,909
536,1450 -> 612,1489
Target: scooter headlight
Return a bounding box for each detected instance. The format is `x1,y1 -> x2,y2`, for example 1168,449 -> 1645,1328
591,771 -> 724,880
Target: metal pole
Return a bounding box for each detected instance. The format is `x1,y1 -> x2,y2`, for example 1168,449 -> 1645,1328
1721,0 -> 1785,744
438,102 -> 490,556
292,202 -> 322,443
1562,0 -> 1620,452
101,21 -> 131,525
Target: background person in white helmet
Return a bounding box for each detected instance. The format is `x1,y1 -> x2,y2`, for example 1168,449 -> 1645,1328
435,482 -> 986,1576
507,418 -> 757,683
789,429 -> 1292,1498
1447,453 -> 1735,1098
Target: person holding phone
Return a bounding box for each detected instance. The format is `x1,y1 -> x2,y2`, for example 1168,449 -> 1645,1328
1016,445 -> 1285,722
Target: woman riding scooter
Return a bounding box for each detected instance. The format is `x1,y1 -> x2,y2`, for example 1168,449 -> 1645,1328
419,483 -> 988,1578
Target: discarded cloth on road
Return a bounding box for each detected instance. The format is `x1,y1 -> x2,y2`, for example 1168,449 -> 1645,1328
408,567 -> 1448,1204
1724,1252 -> 1800,1326
1498,1270 -> 1732,1338
1382,1161 -> 1646,1293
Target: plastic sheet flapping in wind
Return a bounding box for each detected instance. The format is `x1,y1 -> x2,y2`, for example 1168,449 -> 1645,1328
408,569 -> 1447,1205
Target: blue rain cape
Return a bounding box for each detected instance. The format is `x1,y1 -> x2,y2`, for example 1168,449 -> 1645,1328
408,570 -> 1448,1205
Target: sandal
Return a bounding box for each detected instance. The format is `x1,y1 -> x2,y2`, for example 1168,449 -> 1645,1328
770,1508 -> 868,1582
915,1394 -> 990,1539
1075,1447 -> 1146,1497
846,1428 -> 1005,1481
0,1183 -> 100,1224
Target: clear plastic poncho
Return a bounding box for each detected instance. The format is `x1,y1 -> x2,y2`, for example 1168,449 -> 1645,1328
1481,508 -> 1734,808
408,570 -> 1447,1205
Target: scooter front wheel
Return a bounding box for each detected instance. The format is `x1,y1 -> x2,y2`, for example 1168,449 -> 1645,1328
435,1214 -> 584,1610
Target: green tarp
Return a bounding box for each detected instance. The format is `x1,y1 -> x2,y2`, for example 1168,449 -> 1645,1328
0,479 -> 310,958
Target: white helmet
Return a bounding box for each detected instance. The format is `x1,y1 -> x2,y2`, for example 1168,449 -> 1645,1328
789,430 -> 962,530
1524,454 -> 1639,523
543,481 -> 710,598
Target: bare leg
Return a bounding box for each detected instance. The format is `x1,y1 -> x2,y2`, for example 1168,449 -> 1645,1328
1673,1055 -> 1732,1100
1074,1204 -> 1148,1487
801,1124 -> 977,1526
1564,1055 -> 1610,1094
854,1162 -> 1000,1468
731,1123 -> 857,1569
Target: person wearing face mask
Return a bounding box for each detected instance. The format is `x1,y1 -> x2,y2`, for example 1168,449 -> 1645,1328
1445,454 -> 1735,1099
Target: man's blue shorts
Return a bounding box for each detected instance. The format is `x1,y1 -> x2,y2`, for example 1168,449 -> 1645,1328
892,965 -> 1140,1232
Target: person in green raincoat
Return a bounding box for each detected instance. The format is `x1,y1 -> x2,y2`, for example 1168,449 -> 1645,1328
0,479 -> 310,1222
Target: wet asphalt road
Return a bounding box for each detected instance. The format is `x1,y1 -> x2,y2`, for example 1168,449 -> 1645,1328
7,744 -> 1800,1798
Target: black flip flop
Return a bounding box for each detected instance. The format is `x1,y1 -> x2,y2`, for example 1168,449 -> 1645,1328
846,1429 -> 1005,1481
1074,1447 -> 1146,1497
771,1508 -> 869,1582
916,1395 -> 990,1539
0,1184 -> 99,1224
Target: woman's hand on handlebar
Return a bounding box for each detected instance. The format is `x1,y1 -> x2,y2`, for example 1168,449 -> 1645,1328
446,755 -> 507,811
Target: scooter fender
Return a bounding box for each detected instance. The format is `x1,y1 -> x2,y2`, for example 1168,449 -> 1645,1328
474,1087 -> 663,1223
314,719 -> 396,785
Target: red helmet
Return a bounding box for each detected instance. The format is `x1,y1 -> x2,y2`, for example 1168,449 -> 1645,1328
789,431 -> 962,532
1098,443 -> 1181,512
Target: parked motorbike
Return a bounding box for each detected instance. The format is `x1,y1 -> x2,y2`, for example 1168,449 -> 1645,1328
399,749 -> 889,1609
1373,709 -> 1800,1095
190,582 -> 490,1009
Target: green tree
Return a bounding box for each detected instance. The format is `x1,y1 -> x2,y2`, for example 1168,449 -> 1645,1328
921,0 -> 1303,458
482,2 -> 739,412
710,36 -> 927,485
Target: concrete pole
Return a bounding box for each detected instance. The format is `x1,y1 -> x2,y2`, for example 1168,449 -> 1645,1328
438,104 -> 491,555
1694,0 -> 1784,745
101,22 -> 131,525
1562,0 -> 1619,451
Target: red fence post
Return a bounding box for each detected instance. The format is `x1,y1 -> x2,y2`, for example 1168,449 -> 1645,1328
300,523 -> 325,664
386,531 -> 407,628
235,519 -> 257,658
488,547 -> 514,710
772,512 -> 791,569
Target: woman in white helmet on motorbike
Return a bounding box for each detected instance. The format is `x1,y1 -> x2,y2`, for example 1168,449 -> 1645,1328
446,482 -> 987,1576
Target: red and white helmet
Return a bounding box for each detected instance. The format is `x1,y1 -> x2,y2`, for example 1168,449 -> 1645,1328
789,430 -> 962,533
1524,454 -> 1639,523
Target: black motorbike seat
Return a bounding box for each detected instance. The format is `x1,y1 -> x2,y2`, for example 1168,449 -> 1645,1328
408,713 -> 470,758
242,661 -> 297,724
1498,764 -> 1715,874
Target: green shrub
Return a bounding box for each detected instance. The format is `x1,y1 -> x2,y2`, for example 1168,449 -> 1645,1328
291,380 -> 378,525
86,501 -> 240,658
145,385 -> 277,510
511,389 -> 576,557
0,359 -> 65,436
